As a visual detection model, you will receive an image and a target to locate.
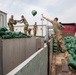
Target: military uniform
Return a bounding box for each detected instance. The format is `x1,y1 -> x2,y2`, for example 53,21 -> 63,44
21,18 -> 29,34
33,24 -> 38,37
8,18 -> 14,31
28,28 -> 32,35
51,21 -> 66,52
8,18 -> 16,31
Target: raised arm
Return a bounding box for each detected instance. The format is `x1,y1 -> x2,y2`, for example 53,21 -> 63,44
42,14 -> 52,23
15,19 -> 22,23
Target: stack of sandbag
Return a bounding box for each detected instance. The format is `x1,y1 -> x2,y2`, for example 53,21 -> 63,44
0,27 -> 32,39
64,36 -> 76,70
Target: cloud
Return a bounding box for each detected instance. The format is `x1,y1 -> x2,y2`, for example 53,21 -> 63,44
0,0 -> 76,25
59,4 -> 76,23
38,0 -> 61,6
22,5 -> 50,25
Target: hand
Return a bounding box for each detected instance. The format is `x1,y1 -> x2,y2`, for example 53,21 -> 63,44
41,14 -> 46,19
16,20 -> 20,23
62,26 -> 65,29
41,14 -> 44,18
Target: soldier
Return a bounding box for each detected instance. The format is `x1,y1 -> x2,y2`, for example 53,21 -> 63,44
28,28 -> 32,35
42,14 -> 68,57
57,22 -> 65,52
33,22 -> 38,37
8,15 -> 17,31
19,15 -> 29,34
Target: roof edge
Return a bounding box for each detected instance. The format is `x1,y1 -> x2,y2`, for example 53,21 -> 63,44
0,10 -> 7,14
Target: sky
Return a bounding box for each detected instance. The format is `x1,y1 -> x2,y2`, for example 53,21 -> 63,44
0,0 -> 76,25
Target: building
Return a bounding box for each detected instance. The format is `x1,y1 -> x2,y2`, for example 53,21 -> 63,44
0,10 -> 7,27
14,25 -> 53,35
13,24 -> 54,41
62,23 -> 76,37
14,25 -> 47,36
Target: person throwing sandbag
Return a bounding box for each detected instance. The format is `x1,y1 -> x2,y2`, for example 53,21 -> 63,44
42,14 -> 68,58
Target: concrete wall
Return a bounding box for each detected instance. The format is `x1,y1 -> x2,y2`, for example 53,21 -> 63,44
36,37 -> 44,50
0,37 -> 44,75
0,39 -> 3,75
46,38 -> 53,75
7,45 -> 48,75
2,38 -> 37,75
49,38 -> 53,72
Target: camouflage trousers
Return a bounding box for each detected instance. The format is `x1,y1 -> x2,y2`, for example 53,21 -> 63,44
55,33 -> 66,52
8,25 -> 14,31
24,25 -> 28,34
28,28 -> 31,35
33,30 -> 37,37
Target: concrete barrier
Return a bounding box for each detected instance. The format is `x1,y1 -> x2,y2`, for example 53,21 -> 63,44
47,38 -> 53,75
0,37 -> 44,75
7,45 -> 48,75
0,38 -> 36,75
36,37 -> 44,50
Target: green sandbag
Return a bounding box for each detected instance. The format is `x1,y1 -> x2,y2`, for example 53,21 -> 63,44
53,39 -> 57,43
19,32 -> 27,36
68,55 -> 76,70
2,35 -> 12,39
65,39 -> 70,43
15,32 -> 27,36
53,47 -> 57,50
0,36 -> 2,38
60,49 -> 64,53
74,45 -> 76,50
68,49 -> 74,55
53,43 -> 57,47
74,49 -> 76,54
13,20 -> 17,25
72,54 -> 76,61
14,34 -> 27,38
53,49 -> 57,51
0,31 -> 5,35
64,36 -> 73,43
64,37 -> 70,41
74,37 -> 76,43
53,49 -> 57,52
0,27 -> 8,32
26,35 -> 32,38
12,31 -> 29,38
19,35 -> 27,38
14,32 -> 20,36
32,10 -> 37,16
5,31 -> 13,35
65,44 -> 71,50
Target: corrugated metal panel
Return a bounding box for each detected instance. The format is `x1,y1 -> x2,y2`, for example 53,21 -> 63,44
0,10 -> 7,27
62,23 -> 76,37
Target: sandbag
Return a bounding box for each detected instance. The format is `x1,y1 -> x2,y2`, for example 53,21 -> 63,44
68,55 -> 76,70
2,35 -> 12,39
32,10 -> 37,16
0,27 -> 8,32
0,31 -> 5,35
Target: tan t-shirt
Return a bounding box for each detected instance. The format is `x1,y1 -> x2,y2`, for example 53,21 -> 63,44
51,21 -> 62,34
33,25 -> 38,30
8,18 -> 14,25
21,18 -> 29,26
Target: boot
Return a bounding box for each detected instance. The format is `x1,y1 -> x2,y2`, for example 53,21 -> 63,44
64,51 -> 69,58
